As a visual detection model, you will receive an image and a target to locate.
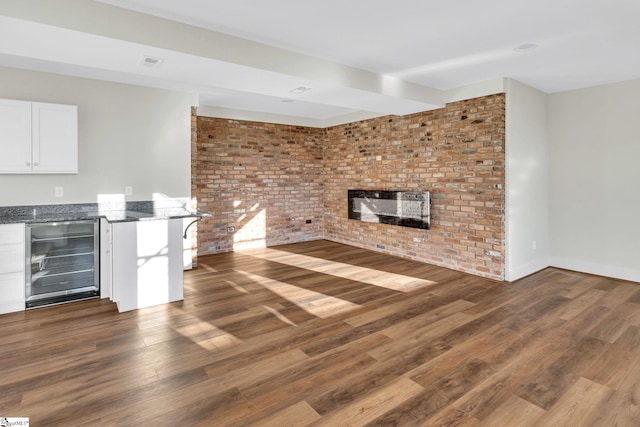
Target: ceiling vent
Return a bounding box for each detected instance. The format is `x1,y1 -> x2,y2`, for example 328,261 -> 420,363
513,43 -> 539,53
139,55 -> 163,68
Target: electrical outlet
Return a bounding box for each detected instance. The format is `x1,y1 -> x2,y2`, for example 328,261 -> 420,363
55,187 -> 64,197
125,186 -> 133,196
227,226 -> 235,233
532,240 -> 537,251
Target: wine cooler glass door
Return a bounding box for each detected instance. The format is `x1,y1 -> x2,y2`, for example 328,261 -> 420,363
26,220 -> 99,308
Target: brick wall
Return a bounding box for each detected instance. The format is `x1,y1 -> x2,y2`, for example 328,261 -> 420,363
194,93 -> 505,279
190,107 -> 199,267
324,94 -> 505,279
194,118 -> 325,255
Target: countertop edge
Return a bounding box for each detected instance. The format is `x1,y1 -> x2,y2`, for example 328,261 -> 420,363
0,203 -> 210,225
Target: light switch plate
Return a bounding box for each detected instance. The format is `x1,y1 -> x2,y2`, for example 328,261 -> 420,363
55,187 -> 64,197
125,186 -> 133,196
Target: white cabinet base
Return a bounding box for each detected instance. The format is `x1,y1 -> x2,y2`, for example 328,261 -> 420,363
0,272 -> 25,314
111,219 -> 184,312
99,219 -> 112,300
0,223 -> 25,314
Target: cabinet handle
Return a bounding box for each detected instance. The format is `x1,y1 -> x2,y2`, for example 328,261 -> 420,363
26,162 -> 31,166
33,162 -> 39,167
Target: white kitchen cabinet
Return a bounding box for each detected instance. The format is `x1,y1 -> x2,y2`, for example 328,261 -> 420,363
99,219 -> 112,300
31,102 -> 78,173
183,217 -> 195,270
110,219 -> 184,312
0,223 -> 26,314
0,99 -> 31,173
0,98 -> 78,174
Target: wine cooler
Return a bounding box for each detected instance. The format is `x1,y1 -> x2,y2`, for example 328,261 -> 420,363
26,220 -> 99,308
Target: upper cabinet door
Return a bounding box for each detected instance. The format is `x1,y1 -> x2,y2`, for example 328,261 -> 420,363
31,102 -> 78,174
0,99 -> 32,173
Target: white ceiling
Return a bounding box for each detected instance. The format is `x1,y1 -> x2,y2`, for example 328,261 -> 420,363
1,0 -> 639,126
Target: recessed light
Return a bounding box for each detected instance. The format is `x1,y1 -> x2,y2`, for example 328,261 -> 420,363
289,86 -> 312,94
514,43 -> 539,53
139,55 -> 163,68
281,99 -> 294,103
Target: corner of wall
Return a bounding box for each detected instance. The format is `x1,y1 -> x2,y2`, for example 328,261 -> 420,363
504,79 -> 551,281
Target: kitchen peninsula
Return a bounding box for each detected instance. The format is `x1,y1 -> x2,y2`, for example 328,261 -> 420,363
0,200 -> 208,314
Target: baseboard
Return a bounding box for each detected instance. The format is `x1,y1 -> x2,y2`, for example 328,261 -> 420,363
550,258 -> 640,283
505,258 -> 551,282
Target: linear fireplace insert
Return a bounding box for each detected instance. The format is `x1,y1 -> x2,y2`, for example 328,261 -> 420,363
348,189 -> 431,230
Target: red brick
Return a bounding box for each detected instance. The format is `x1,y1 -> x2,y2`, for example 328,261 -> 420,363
192,94 -> 506,280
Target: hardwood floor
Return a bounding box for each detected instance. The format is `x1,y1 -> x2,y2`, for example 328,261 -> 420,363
2,239 -> 640,426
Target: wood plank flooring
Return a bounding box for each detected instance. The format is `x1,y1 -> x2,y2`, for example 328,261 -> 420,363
2,239 -> 640,426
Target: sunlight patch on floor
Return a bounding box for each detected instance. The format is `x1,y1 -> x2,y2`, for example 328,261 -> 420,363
262,305 -> 298,326
249,249 -> 438,292
224,279 -> 251,294
197,333 -> 243,352
176,319 -> 242,352
238,270 -> 360,318
198,264 -> 222,273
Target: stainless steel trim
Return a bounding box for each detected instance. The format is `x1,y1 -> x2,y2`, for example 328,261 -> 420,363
25,219 -> 100,307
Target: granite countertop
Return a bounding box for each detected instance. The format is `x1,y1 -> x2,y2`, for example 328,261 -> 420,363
0,200 -> 210,225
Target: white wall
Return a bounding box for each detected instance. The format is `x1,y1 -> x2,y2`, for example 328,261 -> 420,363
0,66 -> 196,206
548,78 -> 640,282
505,79 -> 550,280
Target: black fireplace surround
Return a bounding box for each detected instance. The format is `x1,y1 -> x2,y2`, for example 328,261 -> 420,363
348,190 -> 430,230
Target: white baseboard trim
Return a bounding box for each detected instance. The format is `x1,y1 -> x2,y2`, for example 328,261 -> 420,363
550,258 -> 640,283
506,258 -> 551,282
